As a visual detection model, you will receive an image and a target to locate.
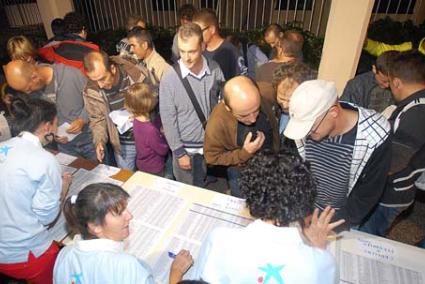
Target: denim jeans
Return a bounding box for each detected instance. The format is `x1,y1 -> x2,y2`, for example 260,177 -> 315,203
57,126 -> 96,161
172,153 -> 206,187
115,143 -> 137,171
359,204 -> 409,236
227,166 -> 242,197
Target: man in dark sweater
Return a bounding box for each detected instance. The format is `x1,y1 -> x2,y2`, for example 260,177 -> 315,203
341,51 -> 398,113
204,76 -> 279,197
360,51 -> 425,236
193,9 -> 247,80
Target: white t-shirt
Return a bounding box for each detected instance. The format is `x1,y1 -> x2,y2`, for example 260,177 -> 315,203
192,219 -> 338,284
54,235 -> 154,284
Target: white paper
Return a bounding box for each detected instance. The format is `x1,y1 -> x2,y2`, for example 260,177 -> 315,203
91,164 -> 121,177
55,152 -> 77,165
57,122 -> 80,142
332,231 -> 425,284
109,109 -> 133,134
61,165 -> 77,175
210,193 -> 247,215
127,185 -> 185,229
152,236 -> 201,284
48,169 -> 123,241
339,251 -> 424,284
151,177 -> 185,195
175,203 -> 252,242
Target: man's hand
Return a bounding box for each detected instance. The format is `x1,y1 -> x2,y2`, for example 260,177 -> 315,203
67,118 -> 85,134
96,143 -> 105,162
169,249 -> 193,284
178,154 -> 191,170
55,135 -> 69,144
243,131 -> 265,154
303,206 -> 345,249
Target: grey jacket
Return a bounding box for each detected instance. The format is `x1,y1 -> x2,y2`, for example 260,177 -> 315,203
159,58 -> 224,158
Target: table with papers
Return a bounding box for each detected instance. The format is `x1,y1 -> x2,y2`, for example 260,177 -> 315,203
53,156 -> 425,284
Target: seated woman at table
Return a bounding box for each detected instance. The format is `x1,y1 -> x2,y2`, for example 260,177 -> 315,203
54,183 -> 193,284
192,149 -> 345,284
0,97 -> 70,284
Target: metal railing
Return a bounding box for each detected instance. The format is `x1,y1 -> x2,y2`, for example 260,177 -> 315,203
0,0 -> 422,36
72,0 -> 332,35
1,0 -> 43,27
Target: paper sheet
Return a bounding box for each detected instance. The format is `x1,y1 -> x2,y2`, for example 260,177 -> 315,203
91,164 -> 121,177
109,109 -> 133,134
122,173 -> 253,283
61,165 -> 77,175
48,169 -> 124,241
332,231 -> 425,284
127,185 -> 185,229
55,152 -> 77,165
56,122 -> 80,142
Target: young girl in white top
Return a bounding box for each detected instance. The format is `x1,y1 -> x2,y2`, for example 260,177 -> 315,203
54,183 -> 192,284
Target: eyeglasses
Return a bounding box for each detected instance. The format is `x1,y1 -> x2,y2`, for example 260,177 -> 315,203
307,105 -> 336,136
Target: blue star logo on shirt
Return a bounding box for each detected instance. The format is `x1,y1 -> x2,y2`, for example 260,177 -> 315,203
258,263 -> 285,284
71,273 -> 83,284
0,145 -> 12,157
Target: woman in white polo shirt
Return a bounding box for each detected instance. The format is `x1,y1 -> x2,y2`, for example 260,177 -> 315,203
192,149 -> 345,284
0,97 -> 68,284
54,183 -> 193,284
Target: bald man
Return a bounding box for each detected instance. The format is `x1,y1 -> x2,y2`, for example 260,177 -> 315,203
204,76 -> 279,197
4,60 -> 96,161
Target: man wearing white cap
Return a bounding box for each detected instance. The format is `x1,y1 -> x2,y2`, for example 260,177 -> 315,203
284,79 -> 391,228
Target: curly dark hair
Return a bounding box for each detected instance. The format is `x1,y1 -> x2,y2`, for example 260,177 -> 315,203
63,12 -> 87,34
240,149 -> 316,226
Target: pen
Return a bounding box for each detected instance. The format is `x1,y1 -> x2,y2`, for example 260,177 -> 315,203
168,251 -> 177,259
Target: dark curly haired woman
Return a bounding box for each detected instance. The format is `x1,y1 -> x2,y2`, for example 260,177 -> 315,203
192,149 -> 344,284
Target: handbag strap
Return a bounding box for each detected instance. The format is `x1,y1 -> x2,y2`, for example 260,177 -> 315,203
173,63 -> 207,129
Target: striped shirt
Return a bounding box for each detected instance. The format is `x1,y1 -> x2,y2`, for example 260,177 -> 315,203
103,67 -> 134,144
305,123 -> 357,212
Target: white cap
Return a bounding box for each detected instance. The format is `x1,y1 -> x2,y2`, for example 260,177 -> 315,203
284,80 -> 338,140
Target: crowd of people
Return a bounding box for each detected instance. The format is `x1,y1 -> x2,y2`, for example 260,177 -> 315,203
0,4 -> 424,284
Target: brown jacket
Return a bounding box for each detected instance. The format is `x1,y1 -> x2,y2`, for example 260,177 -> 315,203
83,56 -> 152,154
204,100 -> 279,166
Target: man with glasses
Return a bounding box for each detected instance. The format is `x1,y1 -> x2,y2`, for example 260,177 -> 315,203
193,9 -> 247,80
204,76 -> 279,197
284,80 -> 391,230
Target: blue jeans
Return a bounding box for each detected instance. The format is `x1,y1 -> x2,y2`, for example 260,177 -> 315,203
359,204 -> 408,236
172,153 -> 206,187
57,126 -> 96,161
115,143 -> 137,171
227,167 -> 242,197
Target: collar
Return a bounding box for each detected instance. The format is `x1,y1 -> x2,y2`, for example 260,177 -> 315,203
19,131 -> 42,147
178,56 -> 210,79
396,88 -> 425,109
74,234 -> 125,253
144,49 -> 157,65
